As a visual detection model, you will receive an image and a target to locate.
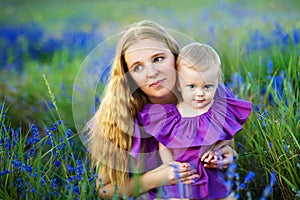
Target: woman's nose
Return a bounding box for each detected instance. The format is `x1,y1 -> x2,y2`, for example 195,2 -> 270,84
147,63 -> 159,77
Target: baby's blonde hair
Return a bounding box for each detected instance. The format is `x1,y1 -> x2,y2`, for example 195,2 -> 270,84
86,20 -> 179,186
176,42 -> 222,82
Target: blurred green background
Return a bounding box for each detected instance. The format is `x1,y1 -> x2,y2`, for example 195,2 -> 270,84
0,1 -> 299,198
1,0 -> 299,34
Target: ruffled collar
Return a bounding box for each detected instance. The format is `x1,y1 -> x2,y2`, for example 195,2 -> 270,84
138,83 -> 252,148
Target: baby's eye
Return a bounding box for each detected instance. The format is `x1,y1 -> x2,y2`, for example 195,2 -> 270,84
204,85 -> 213,89
187,84 -> 196,89
133,65 -> 143,72
154,57 -> 163,63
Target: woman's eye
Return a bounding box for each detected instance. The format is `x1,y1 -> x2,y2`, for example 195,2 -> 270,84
154,57 -> 163,62
133,65 -> 143,72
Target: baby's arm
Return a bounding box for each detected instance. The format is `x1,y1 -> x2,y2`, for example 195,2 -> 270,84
159,142 -> 174,163
159,143 -> 190,170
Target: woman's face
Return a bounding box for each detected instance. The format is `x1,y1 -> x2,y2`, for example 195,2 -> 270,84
124,39 -> 177,103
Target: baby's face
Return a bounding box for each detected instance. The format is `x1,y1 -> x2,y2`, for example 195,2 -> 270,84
177,65 -> 219,111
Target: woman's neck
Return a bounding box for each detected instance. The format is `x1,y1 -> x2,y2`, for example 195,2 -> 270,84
149,92 -> 178,104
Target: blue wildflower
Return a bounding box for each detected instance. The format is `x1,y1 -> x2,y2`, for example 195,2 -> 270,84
259,172 -> 277,199
45,130 -> 54,146
269,172 -> 277,186
292,28 -> 300,44
0,169 -> 10,176
24,165 -> 32,174
267,60 -> 273,74
33,171 -> 38,179
27,147 -> 36,157
238,182 -> 247,190
5,137 -> 11,151
244,171 -> 255,183
76,159 -> 84,181
50,179 -> 57,189
272,22 -> 289,46
234,172 -> 240,181
260,185 -> 273,200
226,180 -> 234,191
65,128 -> 73,138
30,187 -> 37,193
268,142 -> 272,148
50,123 -> 58,131
237,142 -> 246,152
283,143 -> 289,153
72,185 -> 80,195
12,159 -> 23,168
245,30 -> 271,52
40,176 -> 46,187
234,193 -> 241,199
67,164 -> 75,173
54,160 -> 61,167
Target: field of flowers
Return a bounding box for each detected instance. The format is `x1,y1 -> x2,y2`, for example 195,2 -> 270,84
0,0 -> 299,199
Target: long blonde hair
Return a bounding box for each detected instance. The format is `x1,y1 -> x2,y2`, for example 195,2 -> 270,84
86,20 -> 180,186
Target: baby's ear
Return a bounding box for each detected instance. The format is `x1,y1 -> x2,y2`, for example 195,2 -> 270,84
176,81 -> 181,92
175,71 -> 180,92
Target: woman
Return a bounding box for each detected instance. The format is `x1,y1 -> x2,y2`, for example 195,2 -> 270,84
85,20 -> 237,199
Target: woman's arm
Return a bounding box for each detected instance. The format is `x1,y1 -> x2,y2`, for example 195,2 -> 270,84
96,162 -> 199,198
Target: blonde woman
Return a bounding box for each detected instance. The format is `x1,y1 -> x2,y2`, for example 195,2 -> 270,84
86,20 -> 237,199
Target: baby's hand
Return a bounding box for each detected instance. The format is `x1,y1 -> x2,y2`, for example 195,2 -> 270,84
201,150 -> 216,163
201,150 -> 223,167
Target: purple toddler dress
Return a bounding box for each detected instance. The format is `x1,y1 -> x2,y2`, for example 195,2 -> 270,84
135,83 -> 252,199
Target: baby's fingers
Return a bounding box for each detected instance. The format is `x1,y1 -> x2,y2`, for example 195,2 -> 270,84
204,153 -> 215,163
201,151 -> 210,162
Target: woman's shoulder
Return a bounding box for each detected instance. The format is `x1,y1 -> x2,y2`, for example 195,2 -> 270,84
141,103 -> 177,112
139,103 -> 179,122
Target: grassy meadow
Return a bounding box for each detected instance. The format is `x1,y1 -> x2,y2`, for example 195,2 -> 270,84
0,0 -> 299,199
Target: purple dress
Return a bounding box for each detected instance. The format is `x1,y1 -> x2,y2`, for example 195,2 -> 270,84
133,84 -> 252,199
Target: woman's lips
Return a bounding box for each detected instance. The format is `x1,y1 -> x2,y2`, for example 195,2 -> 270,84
150,79 -> 165,89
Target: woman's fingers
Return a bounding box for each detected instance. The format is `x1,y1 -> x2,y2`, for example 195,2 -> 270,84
170,162 -> 191,172
167,162 -> 198,184
180,174 -> 200,184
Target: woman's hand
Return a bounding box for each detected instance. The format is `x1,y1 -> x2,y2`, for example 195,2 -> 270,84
201,141 -> 238,169
96,161 -> 199,198
152,161 -> 199,185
